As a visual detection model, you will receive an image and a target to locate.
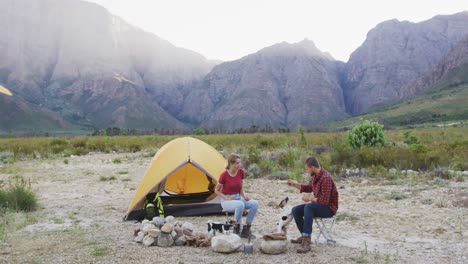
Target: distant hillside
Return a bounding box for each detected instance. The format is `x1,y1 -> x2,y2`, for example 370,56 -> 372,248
0,0 -> 214,132
0,0 -> 467,134
327,63 -> 468,129
179,39 -> 347,131
344,11 -> 468,114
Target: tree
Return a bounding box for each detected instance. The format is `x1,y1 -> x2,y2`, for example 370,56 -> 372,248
347,120 -> 386,149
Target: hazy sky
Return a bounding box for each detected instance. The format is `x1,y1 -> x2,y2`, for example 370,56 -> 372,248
87,0 -> 468,62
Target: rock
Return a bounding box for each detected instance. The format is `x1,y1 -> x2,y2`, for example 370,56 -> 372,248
174,235 -> 187,246
157,232 -> 174,247
173,227 -> 184,239
260,240 -> 288,254
182,222 -> 194,232
152,217 -> 165,227
165,216 -> 176,224
161,223 -> 174,233
134,231 -> 145,243
147,229 -> 160,238
142,223 -> 156,234
211,234 -> 242,253
143,235 -> 155,246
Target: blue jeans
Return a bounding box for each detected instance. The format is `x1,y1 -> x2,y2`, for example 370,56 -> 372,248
221,193 -> 259,224
292,203 -> 333,237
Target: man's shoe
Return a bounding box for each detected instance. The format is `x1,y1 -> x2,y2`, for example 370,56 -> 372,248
290,236 -> 303,244
297,236 -> 312,254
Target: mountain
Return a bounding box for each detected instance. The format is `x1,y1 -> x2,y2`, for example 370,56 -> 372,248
344,11 -> 468,114
179,39 -> 347,131
327,38 -> 468,128
0,0 -> 467,134
0,0 -> 214,131
401,34 -> 468,97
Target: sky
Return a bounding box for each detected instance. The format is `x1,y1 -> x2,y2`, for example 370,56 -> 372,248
86,0 -> 468,62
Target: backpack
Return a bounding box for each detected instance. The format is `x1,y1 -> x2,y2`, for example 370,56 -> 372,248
144,192 -> 165,220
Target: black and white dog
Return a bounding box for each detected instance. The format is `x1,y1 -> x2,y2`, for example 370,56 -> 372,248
207,220 -> 232,236
276,197 -> 293,233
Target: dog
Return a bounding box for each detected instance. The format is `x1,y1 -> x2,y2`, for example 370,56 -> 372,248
207,220 -> 232,236
276,197 -> 293,234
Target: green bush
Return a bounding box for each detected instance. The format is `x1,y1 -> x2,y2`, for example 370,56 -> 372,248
403,131 -> 420,145
192,128 -> 206,135
0,176 -> 38,212
246,147 -> 261,164
347,120 -> 386,149
259,159 -> 278,175
246,164 -> 260,178
278,147 -> 300,168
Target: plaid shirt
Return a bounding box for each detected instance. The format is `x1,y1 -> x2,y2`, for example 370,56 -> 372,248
300,168 -> 339,214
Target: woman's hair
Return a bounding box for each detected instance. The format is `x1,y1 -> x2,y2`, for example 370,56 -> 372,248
226,154 -> 240,169
305,156 -> 320,168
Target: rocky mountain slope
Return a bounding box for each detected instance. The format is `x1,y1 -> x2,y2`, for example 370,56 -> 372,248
0,0 -> 214,131
179,40 -> 347,130
0,0 -> 466,133
344,11 -> 468,114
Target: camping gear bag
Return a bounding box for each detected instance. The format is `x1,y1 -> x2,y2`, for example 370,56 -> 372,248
144,192 -> 164,219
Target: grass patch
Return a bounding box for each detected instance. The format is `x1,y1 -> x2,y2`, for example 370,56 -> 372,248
90,246 -> 108,257
99,175 -> 117,182
112,157 -> 121,164
117,170 -> 128,174
384,191 -> 408,201
337,212 -> 360,222
0,176 -> 38,211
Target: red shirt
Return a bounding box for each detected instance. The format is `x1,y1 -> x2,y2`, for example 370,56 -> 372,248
218,169 -> 244,194
300,168 -> 339,214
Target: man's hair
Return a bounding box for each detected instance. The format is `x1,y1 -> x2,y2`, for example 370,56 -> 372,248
305,156 -> 320,168
226,154 -> 240,169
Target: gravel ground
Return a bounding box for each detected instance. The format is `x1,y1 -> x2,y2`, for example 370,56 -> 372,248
0,152 -> 466,264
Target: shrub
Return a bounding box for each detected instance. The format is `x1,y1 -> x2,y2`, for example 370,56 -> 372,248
278,147 -> 300,169
112,157 -> 121,164
347,120 -> 386,149
403,131 -> 420,145
246,147 -> 261,164
259,159 -> 278,175
246,164 -> 260,178
192,128 -> 206,135
0,176 -> 38,212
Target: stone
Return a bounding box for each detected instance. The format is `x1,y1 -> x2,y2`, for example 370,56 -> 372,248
147,229 -> 160,238
165,216 -> 176,224
152,217 -> 165,227
157,232 -> 174,247
161,223 -> 174,233
182,222 -> 194,232
143,235 -> 155,247
142,223 -> 156,234
174,235 -> 187,246
260,240 -> 288,254
211,234 -> 242,253
134,231 -> 145,243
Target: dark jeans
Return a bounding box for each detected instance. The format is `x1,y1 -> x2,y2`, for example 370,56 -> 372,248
292,203 -> 333,236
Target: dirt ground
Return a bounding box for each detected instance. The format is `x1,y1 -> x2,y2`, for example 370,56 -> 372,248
0,152 -> 466,264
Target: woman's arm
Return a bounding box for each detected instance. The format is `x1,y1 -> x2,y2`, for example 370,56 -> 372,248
215,183 -> 231,200
240,183 -> 250,201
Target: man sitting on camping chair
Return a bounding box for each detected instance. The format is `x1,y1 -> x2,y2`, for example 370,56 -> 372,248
286,156 -> 339,254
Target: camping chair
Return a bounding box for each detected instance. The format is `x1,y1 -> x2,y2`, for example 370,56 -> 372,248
314,215 -> 336,244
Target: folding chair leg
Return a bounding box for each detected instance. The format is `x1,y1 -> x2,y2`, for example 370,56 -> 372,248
315,216 -> 336,244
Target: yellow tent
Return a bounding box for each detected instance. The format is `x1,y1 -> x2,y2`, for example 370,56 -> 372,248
124,137 -> 227,220
0,85 -> 13,96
